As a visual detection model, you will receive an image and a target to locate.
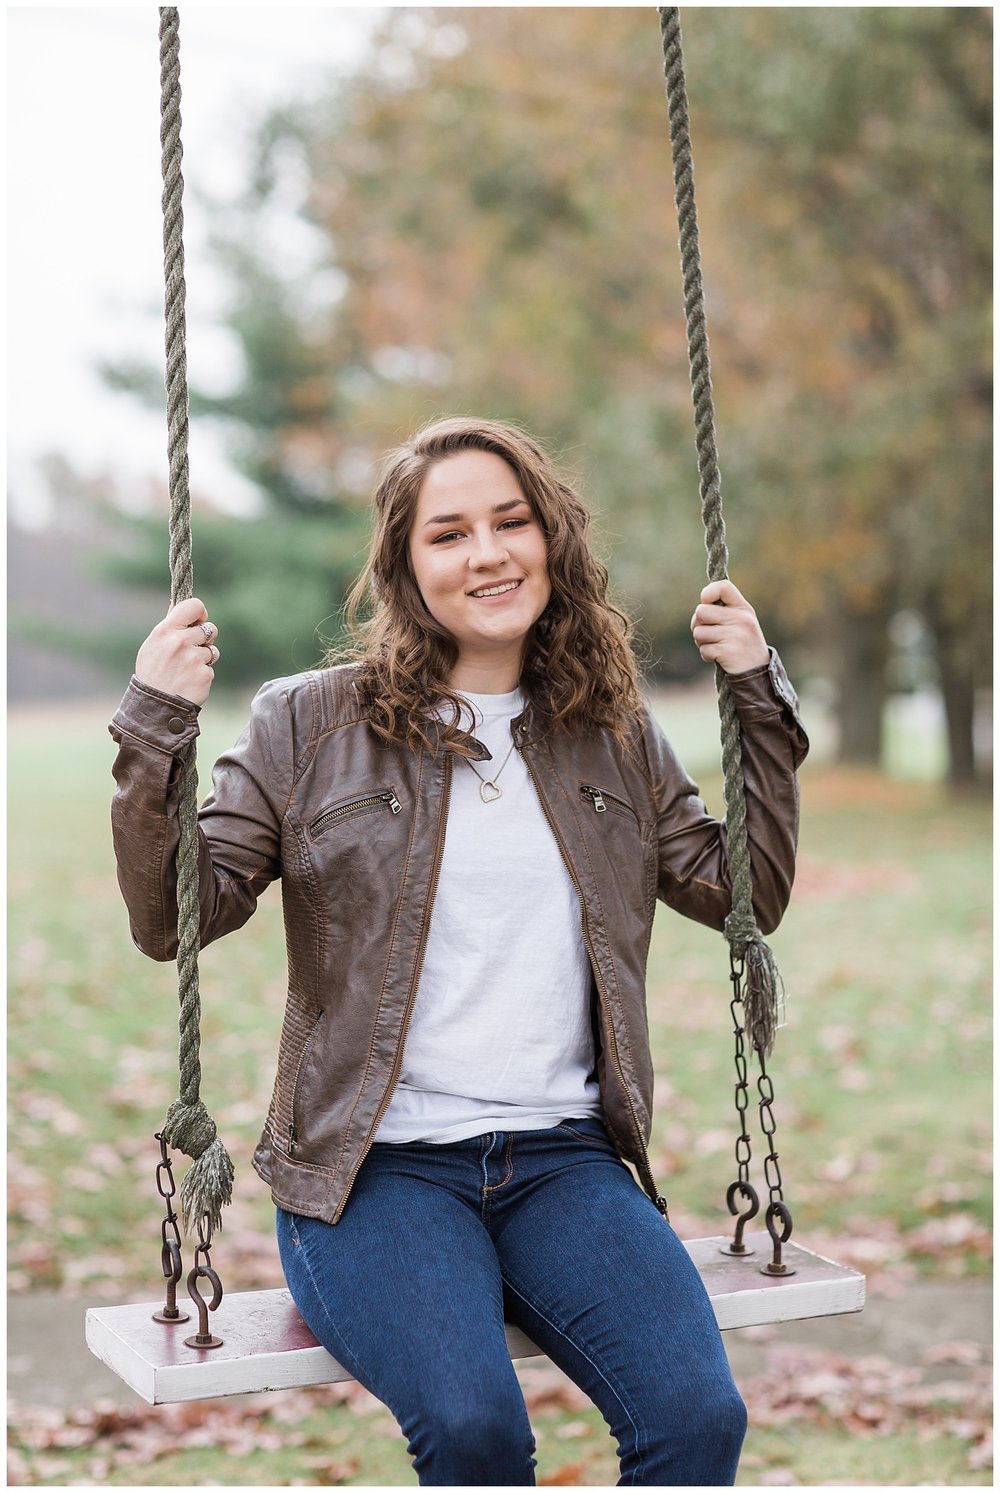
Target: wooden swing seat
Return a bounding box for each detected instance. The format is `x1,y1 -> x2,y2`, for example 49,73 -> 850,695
85,1233 -> 865,1405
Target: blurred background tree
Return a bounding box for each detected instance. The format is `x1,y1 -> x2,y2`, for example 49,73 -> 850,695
97,6 -> 991,783
686,7 -> 991,781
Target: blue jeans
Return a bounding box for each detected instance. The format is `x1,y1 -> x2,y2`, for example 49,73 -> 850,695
277,1117 -> 746,1486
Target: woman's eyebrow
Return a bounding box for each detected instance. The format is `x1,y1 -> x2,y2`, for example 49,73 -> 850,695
423,498 -> 527,528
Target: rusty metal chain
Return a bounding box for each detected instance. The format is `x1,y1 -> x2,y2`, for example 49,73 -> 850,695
184,1212 -> 225,1349
151,1145 -> 225,1345
721,955 -> 760,1257
723,955 -> 796,1276
755,1055 -> 795,1275
151,1132 -> 190,1325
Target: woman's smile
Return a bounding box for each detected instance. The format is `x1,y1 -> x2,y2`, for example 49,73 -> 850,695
468,579 -> 523,599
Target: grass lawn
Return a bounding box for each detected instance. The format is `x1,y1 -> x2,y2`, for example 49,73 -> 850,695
7,1381 -> 992,1487
7,692 -> 992,1485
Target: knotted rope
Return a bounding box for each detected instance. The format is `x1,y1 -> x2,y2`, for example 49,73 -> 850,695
659,7 -> 783,1056
157,6 -> 233,1232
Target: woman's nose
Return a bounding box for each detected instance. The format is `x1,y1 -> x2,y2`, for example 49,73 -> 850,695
469,528 -> 507,568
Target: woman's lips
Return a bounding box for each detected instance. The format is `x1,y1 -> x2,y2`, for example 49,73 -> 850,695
468,579 -> 524,599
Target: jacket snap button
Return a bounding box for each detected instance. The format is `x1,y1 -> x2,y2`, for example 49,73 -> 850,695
167,716 -> 186,734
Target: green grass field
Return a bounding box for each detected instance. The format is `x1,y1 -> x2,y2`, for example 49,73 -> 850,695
7,693 -> 991,1485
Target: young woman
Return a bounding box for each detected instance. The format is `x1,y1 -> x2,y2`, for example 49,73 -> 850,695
111,416 -> 807,1486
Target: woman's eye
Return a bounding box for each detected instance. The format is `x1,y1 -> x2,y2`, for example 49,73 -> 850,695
430,516 -> 529,543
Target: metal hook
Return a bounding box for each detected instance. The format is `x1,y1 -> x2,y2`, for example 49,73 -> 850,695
720,1179 -> 760,1257
761,1199 -> 796,1277
184,1262 -> 224,1349
152,1235 -> 191,1324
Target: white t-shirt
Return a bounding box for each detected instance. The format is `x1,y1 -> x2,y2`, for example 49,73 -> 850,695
375,686 -> 602,1143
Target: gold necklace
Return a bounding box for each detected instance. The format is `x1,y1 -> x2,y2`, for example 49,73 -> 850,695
464,738 -> 517,803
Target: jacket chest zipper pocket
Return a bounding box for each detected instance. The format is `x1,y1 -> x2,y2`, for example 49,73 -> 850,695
309,788 -> 402,838
288,1010 -> 325,1155
580,784 -> 639,826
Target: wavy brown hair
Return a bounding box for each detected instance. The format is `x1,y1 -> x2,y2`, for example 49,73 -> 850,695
332,416 -> 644,752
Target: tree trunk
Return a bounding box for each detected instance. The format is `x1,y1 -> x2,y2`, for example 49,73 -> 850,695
834,605 -> 889,766
927,608 -> 980,788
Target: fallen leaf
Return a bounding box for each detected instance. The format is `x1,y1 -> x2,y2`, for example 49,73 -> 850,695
540,1460 -> 588,1485
968,1432 -> 993,1471
301,1456 -> 361,1483
920,1340 -> 985,1367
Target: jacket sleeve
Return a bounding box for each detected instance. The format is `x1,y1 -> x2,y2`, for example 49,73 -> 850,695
641,648 -> 808,936
109,675 -> 298,961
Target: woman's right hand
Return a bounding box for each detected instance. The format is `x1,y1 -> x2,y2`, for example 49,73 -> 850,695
134,597 -> 221,706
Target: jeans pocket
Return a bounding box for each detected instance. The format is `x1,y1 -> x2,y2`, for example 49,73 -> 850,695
556,1117 -> 618,1154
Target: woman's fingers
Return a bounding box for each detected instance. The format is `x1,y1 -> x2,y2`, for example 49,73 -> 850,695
158,596 -> 209,630
691,605 -> 758,633
134,598 -> 221,705
690,582 -> 769,674
699,578 -> 747,609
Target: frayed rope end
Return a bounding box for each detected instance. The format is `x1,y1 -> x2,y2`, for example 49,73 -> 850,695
161,1098 -> 234,1234
742,935 -> 785,1057
724,913 -> 786,1057
177,1137 -> 235,1235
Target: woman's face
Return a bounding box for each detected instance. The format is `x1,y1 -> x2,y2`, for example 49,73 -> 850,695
408,449 -> 551,684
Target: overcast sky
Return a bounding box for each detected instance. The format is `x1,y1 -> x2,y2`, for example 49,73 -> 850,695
8,6 -> 383,528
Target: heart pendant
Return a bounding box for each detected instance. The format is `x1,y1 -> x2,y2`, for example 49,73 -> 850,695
479,780 -> 502,804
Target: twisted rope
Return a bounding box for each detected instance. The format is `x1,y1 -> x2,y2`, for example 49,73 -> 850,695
157,6 -> 233,1231
659,7 -> 782,1055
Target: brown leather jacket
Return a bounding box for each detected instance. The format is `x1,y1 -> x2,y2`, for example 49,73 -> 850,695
109,650 -> 807,1224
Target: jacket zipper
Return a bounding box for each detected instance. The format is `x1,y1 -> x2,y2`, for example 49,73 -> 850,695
287,1009 -> 325,1155
333,753 -> 455,1219
309,789 -> 402,837
525,748 -> 667,1218
581,784 -> 639,823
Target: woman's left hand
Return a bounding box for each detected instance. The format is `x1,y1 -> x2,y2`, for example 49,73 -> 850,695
690,579 -> 770,675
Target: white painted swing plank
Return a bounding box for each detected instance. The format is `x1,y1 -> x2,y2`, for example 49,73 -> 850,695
85,1233 -> 865,1406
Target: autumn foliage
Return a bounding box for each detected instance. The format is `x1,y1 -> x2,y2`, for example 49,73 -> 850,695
106,8 -> 991,779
